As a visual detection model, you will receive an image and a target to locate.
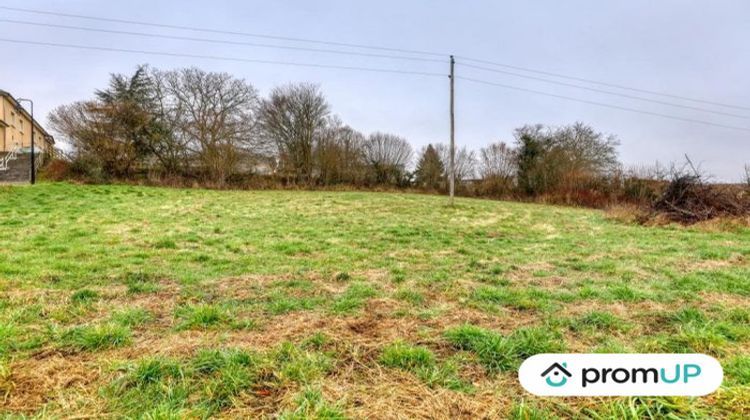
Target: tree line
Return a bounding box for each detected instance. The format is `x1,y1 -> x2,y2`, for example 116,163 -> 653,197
49,65 -> 627,204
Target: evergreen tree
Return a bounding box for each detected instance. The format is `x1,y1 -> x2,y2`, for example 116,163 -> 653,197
415,144 -> 445,190
516,132 -> 544,195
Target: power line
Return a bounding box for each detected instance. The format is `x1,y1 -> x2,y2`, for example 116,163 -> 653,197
0,38 -> 448,78
3,37 -> 745,133
458,62 -> 750,121
455,56 -> 750,112
0,5 -> 445,58
0,19 -> 445,64
457,76 -> 750,133
4,5 -> 747,113
3,7 -> 747,134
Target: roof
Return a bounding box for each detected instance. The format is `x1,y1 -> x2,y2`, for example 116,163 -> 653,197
541,362 -> 572,377
0,89 -> 55,144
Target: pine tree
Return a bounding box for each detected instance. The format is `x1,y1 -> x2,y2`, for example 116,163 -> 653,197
415,144 -> 445,190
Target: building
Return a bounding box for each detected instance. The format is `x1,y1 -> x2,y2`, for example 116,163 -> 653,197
0,90 -> 54,153
1,90 -> 55,183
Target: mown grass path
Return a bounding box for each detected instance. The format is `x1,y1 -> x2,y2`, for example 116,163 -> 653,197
0,183 -> 748,418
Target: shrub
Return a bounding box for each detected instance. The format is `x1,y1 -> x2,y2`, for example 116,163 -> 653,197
39,158 -> 72,181
652,171 -> 749,224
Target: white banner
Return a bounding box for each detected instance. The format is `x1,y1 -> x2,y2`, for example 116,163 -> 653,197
519,354 -> 723,396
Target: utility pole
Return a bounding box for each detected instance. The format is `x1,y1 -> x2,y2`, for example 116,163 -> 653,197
449,55 -> 456,206
17,98 -> 35,185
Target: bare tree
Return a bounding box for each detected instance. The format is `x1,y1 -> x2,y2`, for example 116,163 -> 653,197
745,164 -> 750,188
49,66 -> 162,178
49,100 -> 135,178
435,143 -> 476,183
316,116 -> 366,185
147,69 -> 193,175
159,68 -> 259,183
515,122 -> 620,195
362,132 -> 413,185
259,83 -> 330,184
479,142 -> 516,180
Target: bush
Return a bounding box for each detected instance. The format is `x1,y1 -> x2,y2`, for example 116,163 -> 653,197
622,177 -> 662,205
39,158 -> 71,181
652,174 -> 749,223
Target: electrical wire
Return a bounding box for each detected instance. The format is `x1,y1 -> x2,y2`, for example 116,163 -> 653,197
458,62 -> 750,120
0,6 -> 445,58
455,56 -> 750,111
0,38 -> 448,78
457,76 -> 750,133
0,19 -> 445,63
5,5 -> 746,113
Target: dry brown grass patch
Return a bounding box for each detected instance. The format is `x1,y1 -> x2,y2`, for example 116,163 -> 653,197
322,368 -> 510,419
1,353 -> 103,415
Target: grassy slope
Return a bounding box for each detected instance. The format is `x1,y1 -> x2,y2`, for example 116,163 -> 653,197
0,182 -> 748,418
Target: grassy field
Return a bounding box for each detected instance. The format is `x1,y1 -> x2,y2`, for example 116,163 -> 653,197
0,183 -> 749,418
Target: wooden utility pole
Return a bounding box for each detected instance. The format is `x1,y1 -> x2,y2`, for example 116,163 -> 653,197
449,55 -> 456,205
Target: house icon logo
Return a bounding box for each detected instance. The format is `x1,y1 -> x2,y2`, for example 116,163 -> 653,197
541,362 -> 571,387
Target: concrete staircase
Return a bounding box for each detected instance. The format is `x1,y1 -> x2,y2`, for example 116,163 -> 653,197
0,152 -> 32,183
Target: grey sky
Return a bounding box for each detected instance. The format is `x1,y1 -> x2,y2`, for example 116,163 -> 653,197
1,0 -> 748,180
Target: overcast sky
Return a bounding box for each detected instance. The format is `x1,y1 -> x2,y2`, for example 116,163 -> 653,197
1,1 -> 748,180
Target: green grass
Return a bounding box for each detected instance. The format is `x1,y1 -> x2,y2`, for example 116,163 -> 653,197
725,355 -> 750,385
110,307 -> 152,327
0,183 -> 749,417
280,388 -> 346,420
60,323 -> 132,351
569,311 -> 631,333
379,341 -> 472,392
175,304 -> 233,330
123,272 -> 162,294
444,325 -> 565,373
70,288 -> 99,304
380,342 -> 435,370
394,287 -> 426,306
0,323 -> 19,356
329,282 -> 378,314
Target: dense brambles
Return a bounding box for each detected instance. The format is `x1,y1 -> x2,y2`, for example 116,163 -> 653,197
0,183 -> 748,417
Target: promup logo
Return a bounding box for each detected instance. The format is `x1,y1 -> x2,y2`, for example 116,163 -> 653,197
541,362 -> 571,387
520,354 -> 723,396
